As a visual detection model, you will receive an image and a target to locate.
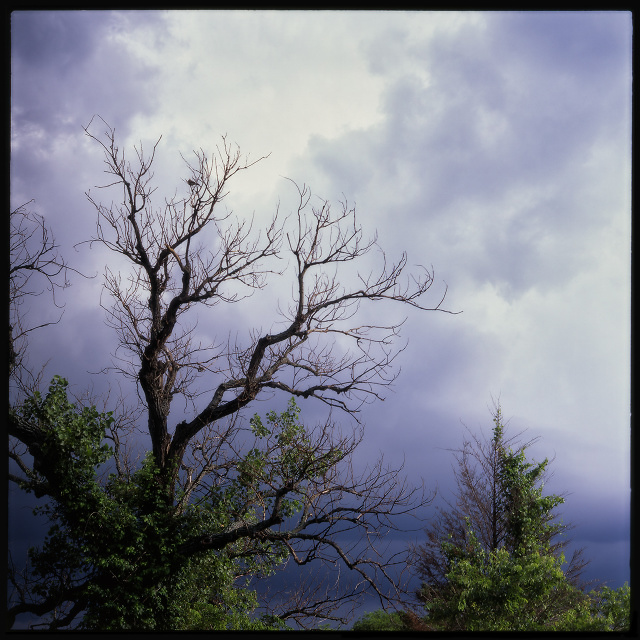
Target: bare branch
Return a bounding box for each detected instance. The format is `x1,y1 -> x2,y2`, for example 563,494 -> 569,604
8,118 -> 454,629
9,202 -> 91,396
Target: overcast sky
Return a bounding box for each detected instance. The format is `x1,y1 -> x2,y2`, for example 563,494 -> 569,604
10,9 -> 631,624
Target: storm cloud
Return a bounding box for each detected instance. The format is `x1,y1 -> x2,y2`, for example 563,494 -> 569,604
9,10 -> 631,623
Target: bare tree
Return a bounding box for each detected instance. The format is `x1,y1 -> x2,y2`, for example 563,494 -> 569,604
80,114 -> 453,486
8,115 -> 455,629
9,202 -> 86,394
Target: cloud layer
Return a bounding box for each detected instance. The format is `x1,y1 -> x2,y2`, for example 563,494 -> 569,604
10,11 -> 631,618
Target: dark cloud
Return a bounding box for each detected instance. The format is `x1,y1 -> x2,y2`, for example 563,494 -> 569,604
291,15 -> 632,583
11,11 -> 99,69
492,11 -> 631,78
11,11 -> 165,148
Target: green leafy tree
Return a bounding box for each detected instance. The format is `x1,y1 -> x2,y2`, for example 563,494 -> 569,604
350,607 -> 441,632
413,405 -> 599,631
585,582 -> 631,632
8,376 -> 283,630
422,520 -> 587,630
350,609 -> 410,631
412,406 -> 587,591
9,119 -> 449,628
8,379 -> 428,630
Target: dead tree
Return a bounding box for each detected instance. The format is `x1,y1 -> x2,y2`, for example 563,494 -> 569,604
8,114 -> 455,628
80,115 -> 452,491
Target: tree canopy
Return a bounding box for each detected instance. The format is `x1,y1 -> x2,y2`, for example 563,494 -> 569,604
10,378 -> 306,630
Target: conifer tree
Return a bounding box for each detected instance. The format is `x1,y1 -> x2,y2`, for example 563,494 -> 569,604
413,405 -> 592,630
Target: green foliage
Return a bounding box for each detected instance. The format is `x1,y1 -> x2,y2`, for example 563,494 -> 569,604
14,375 -> 113,494
11,378 -> 274,630
167,398 -> 343,630
79,453 -> 185,630
422,519 -> 585,631
351,609 -> 409,631
11,385 -> 338,630
498,447 -> 563,558
166,552 -> 289,631
250,398 -> 343,482
244,398 -> 344,521
518,582 -> 631,632
585,583 -> 631,632
416,407 -> 609,632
